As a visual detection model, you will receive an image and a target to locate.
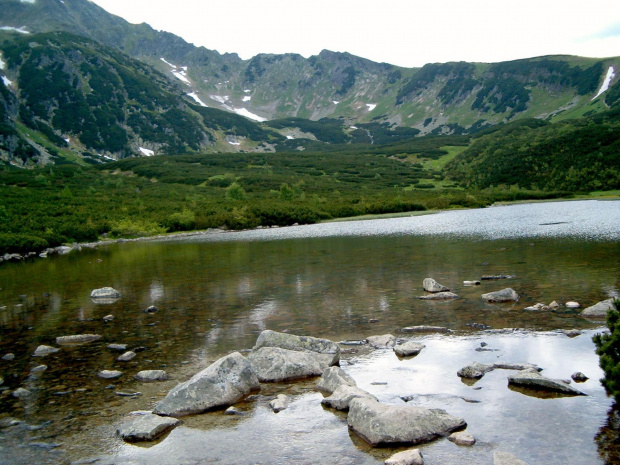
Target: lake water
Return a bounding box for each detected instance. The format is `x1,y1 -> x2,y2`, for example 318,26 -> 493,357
0,200 -> 619,464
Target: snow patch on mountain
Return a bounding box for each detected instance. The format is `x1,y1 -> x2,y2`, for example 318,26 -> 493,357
233,108 -> 266,122
188,92 -> 208,107
0,55 -> 5,70
366,103 -> 377,111
0,26 -> 30,34
160,58 -> 176,68
243,89 -> 251,93
172,71 -> 190,85
2,76 -> 12,87
228,141 -> 241,146
139,147 -> 154,157
20,0 -> 35,3
592,66 -> 616,100
210,95 -> 230,105
333,101 -> 339,105
242,96 -> 251,102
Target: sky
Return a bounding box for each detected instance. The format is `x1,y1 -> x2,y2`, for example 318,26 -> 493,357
90,0 -> 620,68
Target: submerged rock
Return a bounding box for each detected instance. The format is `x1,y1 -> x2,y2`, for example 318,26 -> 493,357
481,288 -> 519,302
253,330 -> 340,366
154,352 -> 259,417
347,398 -> 466,446
321,385 -> 377,411
384,448 -> 424,465
248,347 -> 325,382
481,275 -> 514,280
448,431 -> 476,446
136,370 -> 168,382
367,334 -> 396,348
56,334 -> 102,345
144,306 -> 158,313
117,412 -> 180,442
417,292 -> 459,300
315,366 -> 357,394
423,278 -> 450,293
33,345 -> 60,357
394,341 -> 425,357
508,369 -> 586,396
580,298 -> 615,318
402,326 -> 449,333
494,451 -> 530,465
30,365 -> 48,373
269,394 -> 289,413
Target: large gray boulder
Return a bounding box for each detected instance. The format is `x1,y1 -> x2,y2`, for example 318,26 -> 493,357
117,412 -> 180,442
154,352 -> 259,417
56,334 -> 101,345
253,330 -> 340,366
508,369 -> 586,396
581,298 -> 616,318
247,347 -> 325,382
481,288 -> 519,302
394,341 -> 425,357
385,448 -> 424,465
321,385 -> 377,411
316,366 -> 357,394
347,398 -> 466,446
423,278 -> 449,293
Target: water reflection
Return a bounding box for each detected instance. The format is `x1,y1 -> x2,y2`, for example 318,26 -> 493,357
597,402 -> 620,465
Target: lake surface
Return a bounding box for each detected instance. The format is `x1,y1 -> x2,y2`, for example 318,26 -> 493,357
0,200 -> 619,464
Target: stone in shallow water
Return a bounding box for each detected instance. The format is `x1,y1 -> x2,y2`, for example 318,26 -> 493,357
422,278 -> 450,293
107,344 -> 127,351
402,326 -> 449,333
136,370 -> 168,382
321,385 -> 377,411
384,448 -> 424,465
269,394 -> 289,412
394,341 -> 425,357
508,369 -> 586,396
56,334 -> 102,345
417,292 -> 459,300
481,288 -> 519,302
366,334 -> 396,348
253,329 -> 340,366
448,431 -> 476,445
90,287 -> 121,299
571,372 -> 588,382
2,353 -> 15,361
247,347 -> 325,382
315,366 -> 357,394
580,298 -> 615,318
457,362 -> 494,379
117,412 -> 180,442
347,397 -> 466,446
117,351 -> 136,362
33,345 -> 60,357
98,370 -> 123,379
494,451 -> 530,465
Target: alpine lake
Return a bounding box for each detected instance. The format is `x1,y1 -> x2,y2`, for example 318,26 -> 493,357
1,199 -> 619,465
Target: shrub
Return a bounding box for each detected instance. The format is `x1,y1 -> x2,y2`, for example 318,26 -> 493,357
0,233 -> 49,255
594,300 -> 620,399
109,219 -> 166,238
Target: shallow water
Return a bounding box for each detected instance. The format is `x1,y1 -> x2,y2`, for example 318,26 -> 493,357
0,200 -> 619,464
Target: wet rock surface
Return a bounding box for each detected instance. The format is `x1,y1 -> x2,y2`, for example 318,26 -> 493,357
247,347 -> 326,382
394,341 -> 425,357
32,345 -> 60,357
366,334 -> 396,348
321,385 -> 377,411
481,288 -> 519,302
508,369 -> 586,396
384,448 -> 424,465
315,366 -> 357,394
253,329 -> 340,366
423,278 -> 450,293
135,370 -> 168,382
56,334 -> 102,345
117,412 -> 180,442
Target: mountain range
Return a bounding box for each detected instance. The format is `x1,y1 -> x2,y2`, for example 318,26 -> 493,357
0,0 -> 619,166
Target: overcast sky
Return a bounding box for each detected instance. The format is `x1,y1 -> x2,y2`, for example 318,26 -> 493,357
90,0 -> 620,68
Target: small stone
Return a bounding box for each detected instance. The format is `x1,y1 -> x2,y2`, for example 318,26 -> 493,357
135,370 -> 167,382
368,318 -> 379,323
90,287 -> 121,299
107,344 -> 128,351
98,370 -> 123,379
402,326 -> 449,333
549,301 -> 560,309
30,365 -> 48,373
117,351 -> 136,362
448,431 -> 476,446
458,362 -> 494,379
2,353 -> 15,361
394,341 -> 425,357
116,390 -> 141,397
384,448 -> 424,465
269,394 -> 289,412
480,342 -> 488,347
565,301 -> 580,308
417,291 -> 459,300
33,345 -> 60,357
481,288 -> 519,303
103,315 -> 114,322
144,306 -> 158,313
56,334 -> 102,345
224,406 -> 244,416
12,387 -> 32,398
571,372 -> 588,382
366,334 -> 396,348
117,412 -> 180,442
561,329 -> 582,338
463,280 -> 481,286
423,278 -> 450,293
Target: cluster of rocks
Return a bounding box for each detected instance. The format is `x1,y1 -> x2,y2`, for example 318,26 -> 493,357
0,244 -> 94,264
415,277 -> 520,303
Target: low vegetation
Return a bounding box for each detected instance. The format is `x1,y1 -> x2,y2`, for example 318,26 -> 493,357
594,300 -> 620,399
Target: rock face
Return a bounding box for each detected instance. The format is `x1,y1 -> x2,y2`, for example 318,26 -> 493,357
253,330 -> 340,366
481,288 -> 519,302
347,398 -> 466,446
33,345 -> 60,357
247,347 -> 325,382
423,278 -> 450,293
385,448 -> 424,465
136,370 -> 168,382
321,385 -> 377,411
508,369 -> 586,395
494,451 -> 530,465
417,292 -> 459,300
91,287 -> 121,299
581,298 -> 615,318
56,334 -> 102,345
316,366 -> 357,394
117,412 -> 180,442
367,334 -> 396,348
269,394 -> 289,413
154,352 -> 259,417
394,341 -> 425,357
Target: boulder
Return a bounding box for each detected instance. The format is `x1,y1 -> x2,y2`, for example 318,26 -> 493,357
581,298 -> 615,318
247,347 -> 325,382
33,345 -> 60,357
417,292 -> 459,300
348,398 -> 466,446
384,448 -> 424,465
117,412 -> 180,442
493,362 -> 540,372
457,362 -> 494,379
90,287 -> 121,299
448,431 -> 476,446
366,334 -> 396,348
394,341 -> 425,357
98,370 -> 123,379
2,353 -> 15,361
561,329 -> 582,337
423,278 -> 449,293
481,288 -> 519,302
154,352 -> 259,417
136,370 -> 168,382
508,369 -> 586,395
107,343 -> 128,351
321,385 -> 377,411
316,366 -> 357,394
571,372 -> 588,382
117,351 -> 136,362
565,301 -> 580,308
402,326 -> 449,333
253,330 -> 340,366
494,451 -> 530,465
269,394 -> 289,413
56,334 -> 102,345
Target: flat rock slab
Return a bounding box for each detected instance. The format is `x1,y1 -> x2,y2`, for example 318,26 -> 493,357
247,347 -> 325,382
482,288 -> 519,302
98,370 -> 123,379
117,412 -> 180,442
508,370 -> 586,396
154,352 -> 259,417
580,298 -> 616,318
33,345 -> 60,357
417,292 -> 459,300
321,385 -> 377,411
423,278 -> 449,293
347,398 -> 466,446
253,330 -> 340,366
56,334 -> 101,345
494,451 -> 530,465
394,341 -> 425,357
458,362 -> 540,380
402,326 -> 449,333
448,431 -> 476,446
367,334 -> 396,348
316,366 -> 357,394
136,370 -> 168,382
385,448 -> 424,465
